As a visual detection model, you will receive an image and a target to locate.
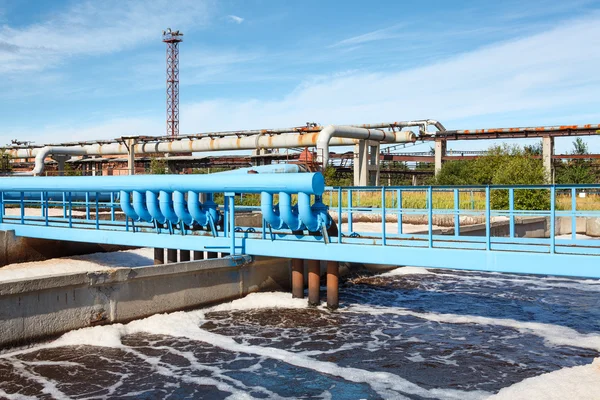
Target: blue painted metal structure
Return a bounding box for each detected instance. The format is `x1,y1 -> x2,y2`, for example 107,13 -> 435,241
0,174 -> 599,278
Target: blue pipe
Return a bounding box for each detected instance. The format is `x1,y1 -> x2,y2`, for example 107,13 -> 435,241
297,193 -> 330,232
119,191 -> 139,221
159,191 -> 179,224
260,192 -> 286,229
0,173 -> 325,195
187,191 -> 208,226
203,193 -> 220,225
132,191 -> 153,222
173,191 -> 193,226
278,192 -> 303,231
146,191 -> 166,224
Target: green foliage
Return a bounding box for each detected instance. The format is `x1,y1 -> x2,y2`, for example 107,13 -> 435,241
147,158 -> 167,175
555,138 -> 595,184
63,163 -> 82,176
323,166 -> 352,187
434,160 -> 473,185
434,143 -> 549,209
572,137 -> 588,155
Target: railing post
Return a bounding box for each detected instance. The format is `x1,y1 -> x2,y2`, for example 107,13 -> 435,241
485,187 -> 491,250
347,189 -> 353,233
20,192 -> 24,225
0,192 -> 3,224
453,189 -> 459,237
225,193 -> 236,255
571,187 -> 577,240
397,189 -> 402,234
85,192 -> 90,221
550,186 -> 555,254
427,186 -> 433,248
95,192 -> 100,230
381,187 -> 387,246
110,192 -> 115,221
337,188 -> 342,244
509,188 -> 515,238
68,192 -> 73,229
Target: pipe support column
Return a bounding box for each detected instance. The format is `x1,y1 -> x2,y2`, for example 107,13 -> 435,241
543,136 -> 554,183
434,139 -> 447,176
292,259 -> 304,299
308,259 -> 320,306
327,261 -> 339,310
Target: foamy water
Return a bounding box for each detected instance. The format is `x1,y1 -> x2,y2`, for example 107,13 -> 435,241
1,266 -> 599,399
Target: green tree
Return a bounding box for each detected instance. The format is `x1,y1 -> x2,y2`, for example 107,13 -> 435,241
147,158 -> 167,175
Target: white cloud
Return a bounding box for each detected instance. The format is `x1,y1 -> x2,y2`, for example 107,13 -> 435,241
178,14 -> 600,135
227,15 -> 244,24
0,0 -> 212,73
330,24 -> 404,47
4,13 -> 600,155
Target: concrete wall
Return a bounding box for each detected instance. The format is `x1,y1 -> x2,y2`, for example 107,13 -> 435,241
0,230 -> 130,267
0,255 -> 290,348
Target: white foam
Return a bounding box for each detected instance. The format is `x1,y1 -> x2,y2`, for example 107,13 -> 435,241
4,294 -> 488,400
346,305 -> 600,352
0,248 -> 154,281
380,267 -> 433,277
489,358 -> 600,400
209,292 -> 310,312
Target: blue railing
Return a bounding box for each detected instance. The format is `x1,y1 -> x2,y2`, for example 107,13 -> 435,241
0,176 -> 599,277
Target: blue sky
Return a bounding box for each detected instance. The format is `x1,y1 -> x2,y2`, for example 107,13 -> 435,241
1,0 -> 600,153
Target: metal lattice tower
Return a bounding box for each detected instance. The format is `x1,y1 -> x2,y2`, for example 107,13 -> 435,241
162,28 -> 183,138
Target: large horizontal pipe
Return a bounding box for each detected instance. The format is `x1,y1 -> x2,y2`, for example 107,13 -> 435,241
0,173 -> 325,195
316,126 -> 416,168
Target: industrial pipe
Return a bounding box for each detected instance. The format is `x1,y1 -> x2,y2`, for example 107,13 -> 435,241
297,193 -> 330,232
159,191 -> 179,224
0,173 -> 325,195
132,191 -> 153,222
173,191 -> 194,226
278,192 -> 303,231
260,192 -> 286,230
146,191 -> 167,224
187,191 -> 208,226
32,146 -> 88,176
119,191 -> 139,221
316,125 -> 416,169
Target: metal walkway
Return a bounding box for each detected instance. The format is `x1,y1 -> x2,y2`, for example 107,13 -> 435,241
0,173 -> 599,278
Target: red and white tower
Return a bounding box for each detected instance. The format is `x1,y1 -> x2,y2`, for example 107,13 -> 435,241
162,28 -> 183,138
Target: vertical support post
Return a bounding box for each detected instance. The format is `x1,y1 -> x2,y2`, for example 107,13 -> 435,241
20,192 -> 24,224
509,188 -> 515,238
347,190 -> 353,233
353,141 -> 367,186
180,250 -> 190,262
68,192 -> 72,229
327,261 -> 339,310
397,189 -> 403,234
485,187 -> 491,250
95,192 -> 100,230
292,259 -> 304,299
427,187 -> 433,248
154,248 -> 164,265
41,193 -> 45,218
542,136 -> 554,184
226,194 -> 236,255
337,188 -> 342,244
571,187 -> 577,240
1,193 -> 5,224
550,186 -> 555,254
126,138 -> 136,176
434,139 -> 446,176
167,249 -> 177,263
453,189 -> 460,237
193,251 -> 204,260
307,259 -> 320,306
381,187 -> 387,246
110,192 -> 115,221
85,192 -> 90,220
